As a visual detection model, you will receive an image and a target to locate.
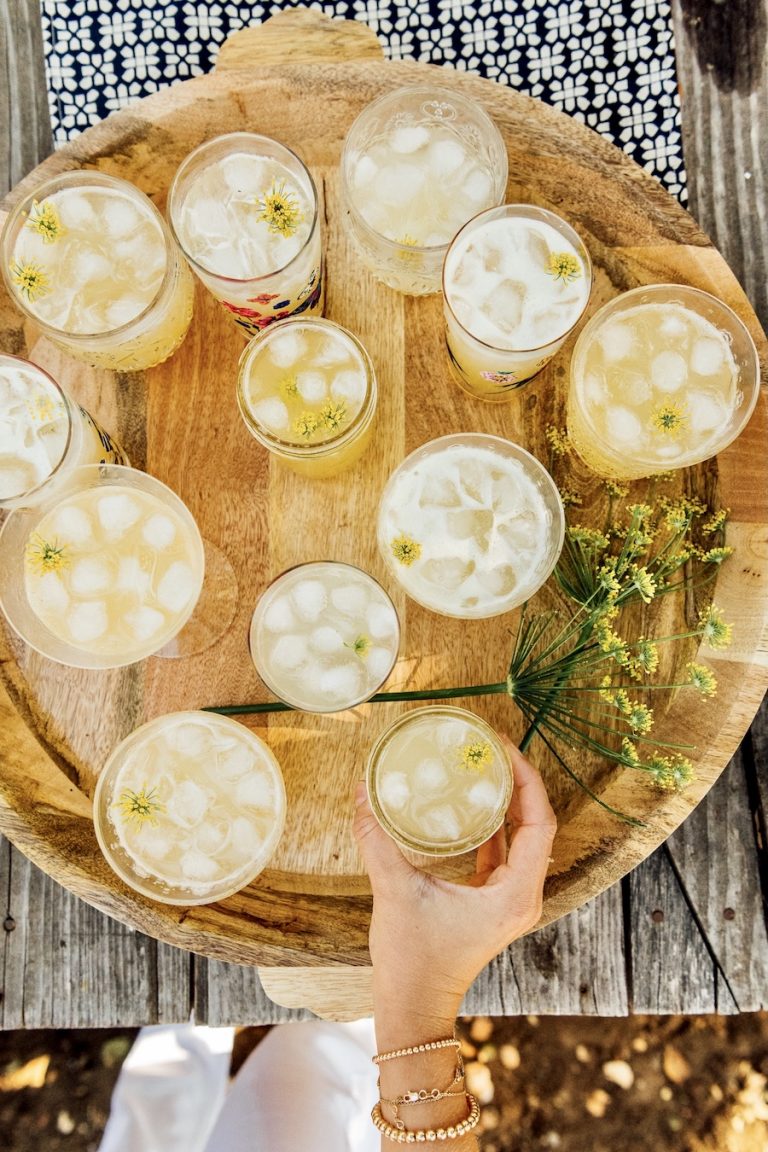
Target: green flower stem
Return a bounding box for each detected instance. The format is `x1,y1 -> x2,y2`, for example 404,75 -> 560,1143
204,681 -> 510,717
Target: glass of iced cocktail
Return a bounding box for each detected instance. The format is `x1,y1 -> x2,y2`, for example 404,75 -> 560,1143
237,316 -> 377,478
567,283 -> 761,479
2,171 -> 194,370
367,705 -> 513,857
250,561 -> 399,713
0,464 -> 205,668
93,710 -> 286,905
377,433 -> 564,619
341,86 -> 507,295
443,204 -> 592,400
169,133 -> 322,337
0,353 -> 129,513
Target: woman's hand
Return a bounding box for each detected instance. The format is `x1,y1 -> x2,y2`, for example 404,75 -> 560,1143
353,737 -> 557,1033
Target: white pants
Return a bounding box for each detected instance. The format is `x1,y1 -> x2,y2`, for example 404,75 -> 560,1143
98,1021 -> 379,1152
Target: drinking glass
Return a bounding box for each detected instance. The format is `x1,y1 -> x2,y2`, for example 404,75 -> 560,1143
1,171 -> 195,371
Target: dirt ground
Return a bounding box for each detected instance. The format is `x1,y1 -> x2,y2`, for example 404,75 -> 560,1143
1,1014 -> 767,1150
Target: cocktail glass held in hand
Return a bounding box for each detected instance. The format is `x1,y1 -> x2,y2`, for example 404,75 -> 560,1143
341,85 -> 508,295
2,171 -> 195,371
0,353 -> 129,513
169,132 -> 323,338
93,711 -> 286,905
443,204 -> 592,401
567,283 -> 761,479
367,705 -> 513,857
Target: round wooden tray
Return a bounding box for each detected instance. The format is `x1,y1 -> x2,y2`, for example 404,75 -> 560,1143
1,13 -> 767,1004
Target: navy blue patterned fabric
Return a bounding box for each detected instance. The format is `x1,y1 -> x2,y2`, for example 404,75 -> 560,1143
40,0 -> 686,201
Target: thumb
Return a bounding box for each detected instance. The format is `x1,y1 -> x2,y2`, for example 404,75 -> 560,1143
353,782 -> 414,889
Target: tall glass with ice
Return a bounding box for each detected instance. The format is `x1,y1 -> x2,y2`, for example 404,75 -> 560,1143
1,171 -> 194,371
93,711 -> 286,905
567,284 -> 761,479
169,133 -> 322,338
0,464 -> 205,668
237,317 -> 377,478
250,561 -> 400,713
367,706 -> 513,857
377,434 -> 565,619
443,204 -> 592,400
341,86 -> 508,295
0,353 -> 128,512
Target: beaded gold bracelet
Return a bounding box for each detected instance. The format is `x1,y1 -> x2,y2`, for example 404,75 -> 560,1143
371,1094 -> 481,1143
379,1054 -> 465,1128
373,1037 -> 460,1065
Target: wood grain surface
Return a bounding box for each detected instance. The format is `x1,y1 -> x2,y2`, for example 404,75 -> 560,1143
1,11 -> 767,1011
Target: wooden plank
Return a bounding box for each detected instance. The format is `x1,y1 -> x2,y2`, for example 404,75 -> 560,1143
464,885 -> 628,1016
195,956 -> 310,1026
0,0 -> 53,194
629,847 -> 717,1014
0,836 -> 192,1028
665,746 -> 768,1011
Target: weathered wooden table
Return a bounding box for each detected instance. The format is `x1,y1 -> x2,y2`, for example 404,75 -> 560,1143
1,0 -> 767,1027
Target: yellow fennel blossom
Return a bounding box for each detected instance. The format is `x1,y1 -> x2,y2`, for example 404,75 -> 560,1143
596,621 -> 630,667
280,375 -> 298,397
320,399 -> 348,432
25,534 -> 68,574
546,425 -> 571,456
687,662 -> 717,697
663,502 -> 692,534
294,411 -> 319,439
697,545 -> 734,566
546,251 -> 581,283
599,677 -> 632,716
9,260 -> 50,302
621,737 -> 640,765
559,487 -> 583,509
603,479 -> 630,498
345,634 -> 371,658
597,563 -> 621,600
26,198 -> 65,243
651,403 -> 687,435
255,179 -> 304,237
460,741 -> 493,772
698,604 -> 732,650
628,637 -> 660,679
702,508 -> 729,535
568,525 -> 610,550
627,702 -> 653,735
390,534 -> 421,566
648,754 -> 695,792
630,564 -> 657,604
116,786 -> 165,827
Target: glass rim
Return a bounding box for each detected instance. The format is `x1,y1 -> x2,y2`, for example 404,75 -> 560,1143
442,202 -> 594,354
0,353 -> 75,508
249,559 -> 400,714
340,84 -> 508,256
93,709 -> 287,905
376,432 -> 566,620
365,704 -> 513,857
1,169 -> 180,343
167,131 -> 320,284
236,317 -> 377,458
570,282 -> 762,469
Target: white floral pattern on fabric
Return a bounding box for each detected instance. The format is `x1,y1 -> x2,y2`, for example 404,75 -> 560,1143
40,0 -> 687,201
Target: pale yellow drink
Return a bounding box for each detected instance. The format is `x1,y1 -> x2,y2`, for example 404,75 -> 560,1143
2,172 -> 194,370
250,561 -> 399,712
93,711 -> 286,905
568,285 -> 761,479
0,465 -> 205,668
0,354 -> 128,510
377,434 -> 565,619
367,706 -> 513,856
237,318 -> 377,478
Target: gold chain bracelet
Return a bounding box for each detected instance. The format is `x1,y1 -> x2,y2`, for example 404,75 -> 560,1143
378,1054 -> 465,1129
371,1093 -> 481,1143
373,1037 -> 460,1065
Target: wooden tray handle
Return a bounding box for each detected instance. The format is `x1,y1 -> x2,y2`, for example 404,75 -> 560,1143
258,965 -> 374,1021
215,9 -> 384,71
